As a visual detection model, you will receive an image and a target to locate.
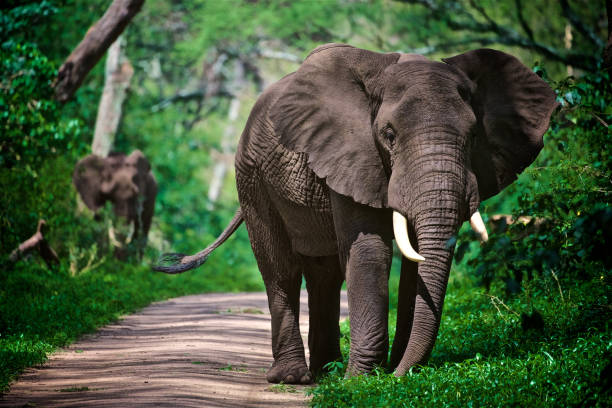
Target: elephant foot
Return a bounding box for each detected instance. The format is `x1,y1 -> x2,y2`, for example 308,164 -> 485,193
266,361 -> 312,384
344,355 -> 384,378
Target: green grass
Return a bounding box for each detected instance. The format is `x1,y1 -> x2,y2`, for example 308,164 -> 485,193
0,257 -> 263,392
2,249 -> 609,406
267,383 -> 299,393
219,364 -> 248,372
310,269 -> 611,407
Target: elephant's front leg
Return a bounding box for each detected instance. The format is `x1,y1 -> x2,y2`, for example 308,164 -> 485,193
330,192 -> 393,376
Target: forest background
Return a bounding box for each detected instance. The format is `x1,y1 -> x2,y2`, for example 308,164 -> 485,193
1,0 -> 610,406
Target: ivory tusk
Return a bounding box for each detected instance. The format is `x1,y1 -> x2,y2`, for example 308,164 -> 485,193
108,226 -> 121,248
470,210 -> 489,243
393,211 -> 425,263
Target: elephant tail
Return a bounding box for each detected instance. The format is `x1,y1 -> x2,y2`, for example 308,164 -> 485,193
153,208 -> 244,274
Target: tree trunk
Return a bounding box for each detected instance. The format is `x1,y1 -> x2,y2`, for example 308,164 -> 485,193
92,36 -> 133,157
207,60 -> 246,208
54,0 -> 145,102
564,24 -> 574,76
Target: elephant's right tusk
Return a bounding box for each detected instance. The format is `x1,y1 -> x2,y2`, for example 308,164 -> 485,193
393,211 -> 425,263
470,210 -> 489,243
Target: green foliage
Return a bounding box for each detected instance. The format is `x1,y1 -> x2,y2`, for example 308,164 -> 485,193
456,69 -> 611,290
310,273 -> 611,407
0,1 -> 58,41
0,3 -> 90,254
0,3 -> 83,169
0,257 -> 262,391
2,1 -> 610,405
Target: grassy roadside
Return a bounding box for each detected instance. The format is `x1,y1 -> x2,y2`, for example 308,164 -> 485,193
310,269 -> 611,407
0,257 -> 263,392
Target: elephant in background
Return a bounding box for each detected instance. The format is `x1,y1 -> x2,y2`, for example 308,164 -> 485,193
155,44 -> 557,383
74,150 -> 157,258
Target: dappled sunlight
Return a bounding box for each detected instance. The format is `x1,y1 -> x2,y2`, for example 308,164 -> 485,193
1,291 -> 348,407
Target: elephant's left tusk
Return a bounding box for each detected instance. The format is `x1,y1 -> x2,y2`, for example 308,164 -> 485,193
108,226 -> 121,248
470,211 -> 489,243
393,211 -> 425,263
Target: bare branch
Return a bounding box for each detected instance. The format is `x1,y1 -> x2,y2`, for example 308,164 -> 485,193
468,0 -> 498,29
54,0 -> 146,102
514,0 -> 534,41
559,0 -> 605,49
397,0 -> 598,71
151,90 -> 204,112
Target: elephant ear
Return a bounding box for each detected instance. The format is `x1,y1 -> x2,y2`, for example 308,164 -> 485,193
127,150 -> 151,175
270,43 -> 400,207
443,49 -> 558,200
125,150 -> 151,196
73,154 -> 106,211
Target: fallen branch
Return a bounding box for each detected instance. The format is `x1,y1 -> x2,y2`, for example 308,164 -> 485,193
9,220 -> 59,268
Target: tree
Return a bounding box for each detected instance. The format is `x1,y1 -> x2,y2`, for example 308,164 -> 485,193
395,0 -> 605,72
92,36 -> 134,157
54,0 -> 145,102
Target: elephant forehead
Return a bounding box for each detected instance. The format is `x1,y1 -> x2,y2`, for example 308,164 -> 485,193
384,61 -> 470,97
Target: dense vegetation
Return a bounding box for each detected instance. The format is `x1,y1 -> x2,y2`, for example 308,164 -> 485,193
1,0 -> 609,405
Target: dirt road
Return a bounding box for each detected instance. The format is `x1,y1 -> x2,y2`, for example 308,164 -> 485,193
1,290 -> 348,407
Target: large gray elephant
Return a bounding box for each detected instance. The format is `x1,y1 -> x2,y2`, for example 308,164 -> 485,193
74,150 -> 157,258
155,44 -> 557,384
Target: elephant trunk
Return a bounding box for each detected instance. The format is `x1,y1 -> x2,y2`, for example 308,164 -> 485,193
390,135 -> 467,375
393,207 -> 459,375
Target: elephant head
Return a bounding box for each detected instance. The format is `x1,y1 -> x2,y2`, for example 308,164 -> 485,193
73,150 -> 157,255
271,44 -> 557,374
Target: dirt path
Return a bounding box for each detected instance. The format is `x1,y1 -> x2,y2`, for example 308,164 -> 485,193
1,290 -> 348,407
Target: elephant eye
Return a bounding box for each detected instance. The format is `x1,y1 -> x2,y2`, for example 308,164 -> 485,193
384,126 -> 396,145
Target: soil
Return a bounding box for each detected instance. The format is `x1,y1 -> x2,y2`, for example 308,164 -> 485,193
0,290 -> 348,407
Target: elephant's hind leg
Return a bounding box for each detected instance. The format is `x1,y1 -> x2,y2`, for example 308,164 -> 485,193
303,255 -> 344,376
241,194 -> 310,384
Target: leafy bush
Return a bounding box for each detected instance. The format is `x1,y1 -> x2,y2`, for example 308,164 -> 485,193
0,3 -> 91,255
310,273 -> 611,407
455,69 -> 611,290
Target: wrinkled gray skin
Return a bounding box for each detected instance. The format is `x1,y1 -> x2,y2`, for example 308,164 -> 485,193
158,44 -> 557,384
73,150 -> 157,258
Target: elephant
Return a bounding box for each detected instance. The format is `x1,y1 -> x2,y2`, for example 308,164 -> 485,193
73,150 -> 157,258
155,44 -> 557,384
